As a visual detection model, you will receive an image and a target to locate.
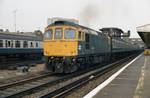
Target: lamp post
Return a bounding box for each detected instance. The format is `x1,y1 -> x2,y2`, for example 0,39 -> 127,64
13,9 -> 17,32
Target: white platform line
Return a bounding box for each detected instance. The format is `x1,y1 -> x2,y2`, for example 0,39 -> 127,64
83,53 -> 143,98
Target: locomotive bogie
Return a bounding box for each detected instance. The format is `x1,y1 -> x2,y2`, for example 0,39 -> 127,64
45,53 -> 110,73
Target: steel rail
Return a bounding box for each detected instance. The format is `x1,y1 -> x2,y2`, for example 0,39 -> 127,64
2,53 -> 140,98
40,53 -> 139,98
0,72 -> 53,90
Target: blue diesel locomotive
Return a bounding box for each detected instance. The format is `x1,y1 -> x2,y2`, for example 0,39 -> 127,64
43,20 -> 141,73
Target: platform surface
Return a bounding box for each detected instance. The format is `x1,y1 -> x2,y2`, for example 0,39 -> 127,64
93,53 -> 150,98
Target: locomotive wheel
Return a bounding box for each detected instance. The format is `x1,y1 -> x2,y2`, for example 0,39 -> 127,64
71,64 -> 78,73
55,63 -> 64,73
63,64 -> 78,73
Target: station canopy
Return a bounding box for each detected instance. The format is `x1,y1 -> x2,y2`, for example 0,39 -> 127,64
137,24 -> 150,48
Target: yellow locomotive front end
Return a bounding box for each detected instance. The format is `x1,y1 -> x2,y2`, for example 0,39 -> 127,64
43,23 -> 85,73
44,26 -> 78,57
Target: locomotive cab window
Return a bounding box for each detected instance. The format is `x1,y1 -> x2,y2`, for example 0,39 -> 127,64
55,28 -> 62,39
78,31 -> 85,40
64,28 -> 76,39
44,29 -> 53,39
78,31 -> 82,40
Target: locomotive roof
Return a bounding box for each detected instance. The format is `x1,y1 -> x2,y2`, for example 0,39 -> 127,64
0,31 -> 43,41
47,21 -> 102,35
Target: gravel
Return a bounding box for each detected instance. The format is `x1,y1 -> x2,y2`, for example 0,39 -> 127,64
64,60 -> 132,98
23,65 -> 109,98
0,64 -> 45,85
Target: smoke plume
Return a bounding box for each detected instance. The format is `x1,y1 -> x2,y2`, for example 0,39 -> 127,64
79,4 -> 100,27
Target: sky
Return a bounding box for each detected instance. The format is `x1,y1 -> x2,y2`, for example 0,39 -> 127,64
0,0 -> 150,38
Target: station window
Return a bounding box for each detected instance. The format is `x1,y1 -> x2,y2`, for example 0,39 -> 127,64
0,40 -> 3,47
30,42 -> 34,48
64,29 -> 76,39
23,41 -> 28,48
55,28 -> 62,39
15,40 -> 20,48
44,29 -> 53,39
36,42 -> 38,47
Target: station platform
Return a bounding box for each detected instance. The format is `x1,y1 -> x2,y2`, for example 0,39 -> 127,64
84,53 -> 150,98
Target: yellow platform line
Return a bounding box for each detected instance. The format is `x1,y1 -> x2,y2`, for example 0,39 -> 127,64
133,56 -> 147,98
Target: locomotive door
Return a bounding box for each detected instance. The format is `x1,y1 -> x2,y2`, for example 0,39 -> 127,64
85,33 -> 90,50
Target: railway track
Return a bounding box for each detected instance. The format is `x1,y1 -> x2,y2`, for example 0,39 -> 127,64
0,53 -> 140,98
39,53 -> 139,98
0,72 -> 54,90
0,72 -> 56,98
0,66 -> 100,98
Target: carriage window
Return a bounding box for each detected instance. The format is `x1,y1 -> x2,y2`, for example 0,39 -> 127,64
11,40 -> 13,47
44,30 -> 53,39
7,41 -> 11,47
55,28 -> 62,39
5,40 -> 7,47
8,41 -> 10,47
30,42 -> 34,48
64,29 -> 76,39
23,41 -> 28,48
36,42 -> 38,47
0,40 -> 3,47
15,40 -> 20,48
